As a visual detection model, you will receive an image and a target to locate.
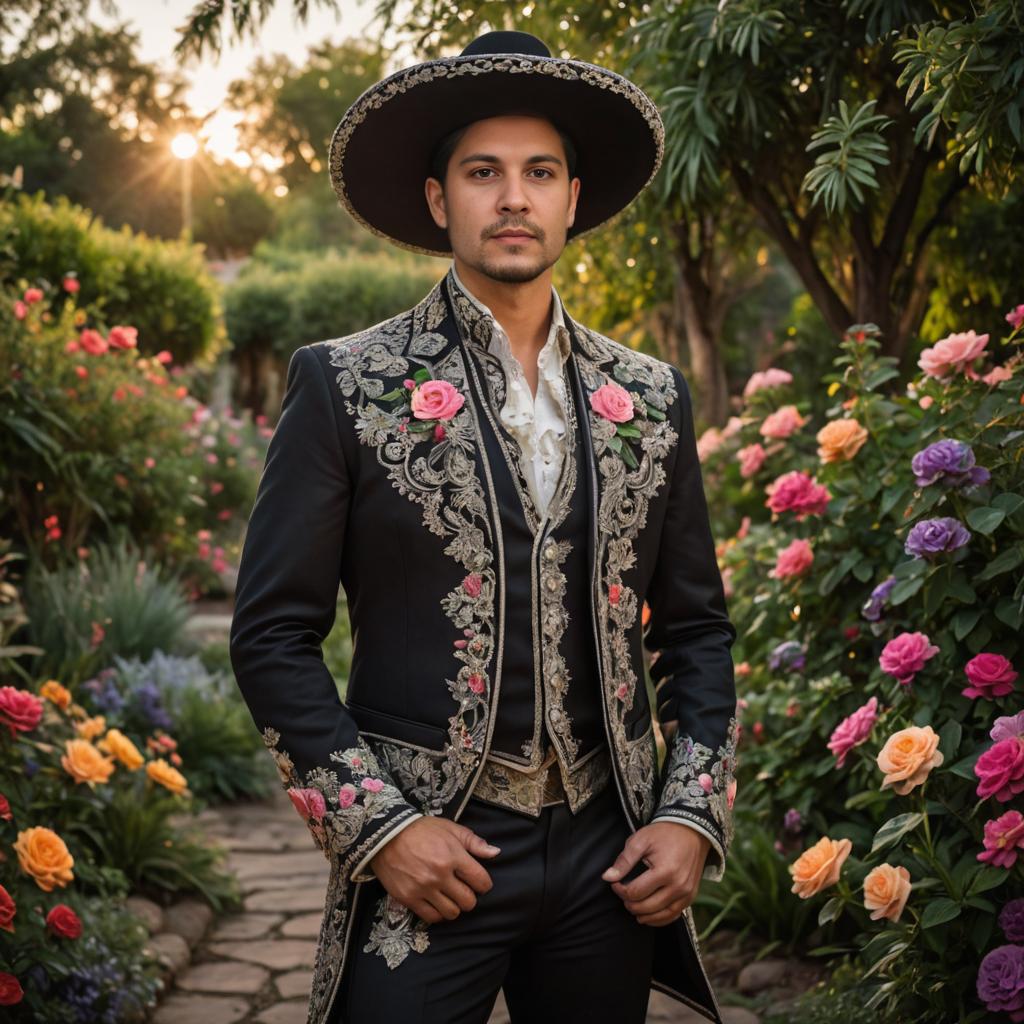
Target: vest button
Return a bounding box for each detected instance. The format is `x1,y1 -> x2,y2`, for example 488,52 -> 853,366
544,541 -> 557,560
546,576 -> 558,591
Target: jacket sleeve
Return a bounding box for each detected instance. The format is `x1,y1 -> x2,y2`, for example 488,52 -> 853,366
643,364 -> 739,883
229,344 -> 421,883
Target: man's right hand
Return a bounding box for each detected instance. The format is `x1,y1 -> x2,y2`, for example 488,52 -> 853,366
368,816 -> 500,924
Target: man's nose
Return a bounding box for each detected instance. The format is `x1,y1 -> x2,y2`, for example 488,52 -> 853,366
497,177 -> 530,215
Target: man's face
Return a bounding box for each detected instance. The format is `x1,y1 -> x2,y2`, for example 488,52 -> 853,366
424,114 -> 580,284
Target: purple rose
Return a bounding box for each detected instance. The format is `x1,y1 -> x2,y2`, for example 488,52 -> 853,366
769,640 -> 805,673
1001,900 -> 1024,943
783,808 -> 802,833
993,713 -> 1024,744
911,439 -> 991,489
862,575 -> 897,622
905,516 -> 971,559
976,944 -> 1024,1019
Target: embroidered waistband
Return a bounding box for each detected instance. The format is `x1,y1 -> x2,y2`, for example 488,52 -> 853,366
470,743 -> 612,818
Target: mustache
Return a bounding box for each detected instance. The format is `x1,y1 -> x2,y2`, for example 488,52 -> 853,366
486,220 -> 544,240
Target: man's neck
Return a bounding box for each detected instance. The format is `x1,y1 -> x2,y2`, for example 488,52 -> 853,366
452,258 -> 554,355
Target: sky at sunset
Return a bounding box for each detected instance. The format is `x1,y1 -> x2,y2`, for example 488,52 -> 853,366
96,1 -> 394,163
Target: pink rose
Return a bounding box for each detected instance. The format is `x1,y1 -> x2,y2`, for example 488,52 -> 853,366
982,365 -> 1013,386
879,632 -> 939,686
337,784 -> 357,808
467,673 -> 485,694
975,736 -> 1024,803
608,583 -> 621,605
1005,304 -> 1024,331
462,573 -> 482,597
433,424 -> 446,442
765,471 -> 831,520
827,696 -> 879,768
977,810 -> 1024,869
410,379 -> 465,421
743,368 -> 792,398
737,443 -> 767,478
698,773 -> 713,794
361,777 -> 384,793
23,288 -> 43,305
917,330 -> 989,378
0,687 -> 44,736
589,382 -> 635,423
63,277 -> 80,294
963,653 -> 1018,700
759,404 -> 806,439
13,301 -> 27,320
78,329 -> 108,355
287,787 -> 326,822
696,427 -> 724,462
770,538 -> 814,580
107,326 -> 138,350
615,683 -> 628,700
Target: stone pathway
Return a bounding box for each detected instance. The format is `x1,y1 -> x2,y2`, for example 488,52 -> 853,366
152,784 -> 771,1024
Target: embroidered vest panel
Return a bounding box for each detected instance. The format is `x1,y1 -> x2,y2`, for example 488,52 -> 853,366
465,346 -> 606,775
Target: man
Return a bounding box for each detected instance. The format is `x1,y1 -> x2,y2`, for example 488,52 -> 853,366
230,29 -> 739,1024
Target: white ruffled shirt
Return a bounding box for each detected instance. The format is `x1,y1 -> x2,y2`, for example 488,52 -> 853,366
450,262 -> 571,519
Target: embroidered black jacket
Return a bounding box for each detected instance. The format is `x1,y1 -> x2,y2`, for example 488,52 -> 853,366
229,267 -> 738,1024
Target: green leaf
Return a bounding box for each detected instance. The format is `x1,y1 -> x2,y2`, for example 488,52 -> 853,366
818,896 -> 843,926
938,720 -> 962,762
993,493 -> 1024,517
864,366 -> 900,390
870,812 -> 924,855
966,507 -> 1005,534
968,868 -> 1008,897
890,576 -> 924,605
995,598 -> 1023,630
947,752 -> 980,780
952,608 -> 983,641
920,898 -> 960,928
977,545 -> 1024,581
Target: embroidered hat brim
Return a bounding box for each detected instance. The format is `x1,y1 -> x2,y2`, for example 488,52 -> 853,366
328,37 -> 665,258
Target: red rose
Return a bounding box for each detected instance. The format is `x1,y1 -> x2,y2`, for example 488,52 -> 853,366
0,972 -> 23,1005
45,903 -> 82,939
0,884 -> 16,933
0,686 -> 44,735
0,793 -> 11,820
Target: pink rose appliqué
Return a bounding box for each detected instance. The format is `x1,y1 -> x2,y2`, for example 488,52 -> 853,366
410,379 -> 464,421
287,787 -> 326,822
589,382 -> 635,423
337,784 -> 357,808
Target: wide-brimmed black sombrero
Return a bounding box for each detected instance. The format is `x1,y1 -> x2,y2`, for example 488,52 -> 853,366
328,30 -> 664,257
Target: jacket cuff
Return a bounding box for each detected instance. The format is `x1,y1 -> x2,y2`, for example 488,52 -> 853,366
649,815 -> 725,882
349,811 -> 424,883
652,717 -> 738,883
261,729 -> 421,876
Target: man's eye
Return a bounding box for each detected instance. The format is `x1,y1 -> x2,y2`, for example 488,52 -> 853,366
529,168 -> 552,178
472,168 -> 494,178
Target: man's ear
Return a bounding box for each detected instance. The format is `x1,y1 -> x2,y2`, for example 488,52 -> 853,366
425,177 -> 447,230
566,176 -> 581,229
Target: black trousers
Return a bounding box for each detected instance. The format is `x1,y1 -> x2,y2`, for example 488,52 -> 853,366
334,779 -> 658,1024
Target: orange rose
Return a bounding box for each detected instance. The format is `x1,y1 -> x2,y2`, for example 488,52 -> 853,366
816,418 -> 868,463
14,827 -> 74,892
863,863 -> 912,922
98,729 -> 143,770
789,835 -> 852,899
39,680 -> 71,710
877,725 -> 944,795
146,758 -> 188,795
60,739 -> 115,786
74,715 -> 106,741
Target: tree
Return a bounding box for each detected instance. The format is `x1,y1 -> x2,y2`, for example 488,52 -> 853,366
627,0 -> 1024,364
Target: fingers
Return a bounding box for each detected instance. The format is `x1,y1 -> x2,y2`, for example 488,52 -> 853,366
440,874 -> 481,913
636,897 -> 688,927
601,832 -> 649,882
452,823 -> 501,859
610,864 -> 663,902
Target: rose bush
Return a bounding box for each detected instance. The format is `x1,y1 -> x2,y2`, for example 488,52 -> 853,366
697,314 -> 1023,1020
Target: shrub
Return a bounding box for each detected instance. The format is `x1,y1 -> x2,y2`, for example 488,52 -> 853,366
23,536 -> 191,685
700,313 -> 1023,1021
1,281 -> 265,593
0,191 -> 224,365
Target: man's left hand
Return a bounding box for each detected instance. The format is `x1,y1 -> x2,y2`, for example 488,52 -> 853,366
601,822 -> 710,926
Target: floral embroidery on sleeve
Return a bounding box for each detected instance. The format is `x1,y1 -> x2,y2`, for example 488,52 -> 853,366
655,716 -> 739,874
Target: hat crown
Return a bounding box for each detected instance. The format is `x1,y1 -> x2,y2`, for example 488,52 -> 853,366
459,30 -> 551,58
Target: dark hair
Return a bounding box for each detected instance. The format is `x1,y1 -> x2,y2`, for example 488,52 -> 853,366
428,115 -> 578,185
